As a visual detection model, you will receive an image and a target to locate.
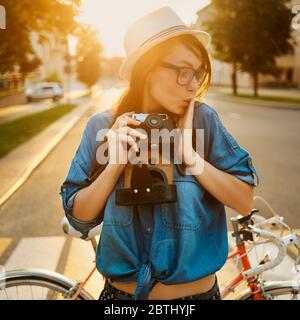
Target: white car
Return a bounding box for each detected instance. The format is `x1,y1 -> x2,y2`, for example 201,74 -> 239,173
25,82 -> 64,102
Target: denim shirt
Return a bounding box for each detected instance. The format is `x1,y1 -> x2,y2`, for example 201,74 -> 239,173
59,101 -> 259,300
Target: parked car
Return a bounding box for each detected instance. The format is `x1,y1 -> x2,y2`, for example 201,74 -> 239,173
25,82 -> 64,102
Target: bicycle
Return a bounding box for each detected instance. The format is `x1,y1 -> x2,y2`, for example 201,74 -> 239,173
0,221 -> 101,300
221,198 -> 300,300
1,198 -> 300,300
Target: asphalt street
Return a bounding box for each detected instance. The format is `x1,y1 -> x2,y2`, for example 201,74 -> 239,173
0,88 -> 299,299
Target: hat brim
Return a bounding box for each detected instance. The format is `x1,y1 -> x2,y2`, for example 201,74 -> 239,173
119,29 -> 211,81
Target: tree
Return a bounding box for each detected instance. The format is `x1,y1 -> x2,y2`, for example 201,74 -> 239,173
0,0 -> 80,74
19,56 -> 41,84
205,1 -> 243,95
205,0 -> 294,96
76,25 -> 103,91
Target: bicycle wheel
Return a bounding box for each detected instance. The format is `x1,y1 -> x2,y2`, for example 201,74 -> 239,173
237,280 -> 300,300
0,269 -> 94,300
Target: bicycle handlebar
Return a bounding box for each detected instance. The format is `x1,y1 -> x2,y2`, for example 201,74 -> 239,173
242,225 -> 287,279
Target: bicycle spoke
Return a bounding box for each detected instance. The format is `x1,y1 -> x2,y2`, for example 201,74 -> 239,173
30,285 -> 34,300
50,289 -> 57,300
3,289 -> 10,300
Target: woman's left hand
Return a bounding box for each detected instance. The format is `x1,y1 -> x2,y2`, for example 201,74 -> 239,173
176,98 -> 197,166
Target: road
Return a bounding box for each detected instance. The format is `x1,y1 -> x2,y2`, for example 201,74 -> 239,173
204,94 -> 300,228
0,87 -> 299,299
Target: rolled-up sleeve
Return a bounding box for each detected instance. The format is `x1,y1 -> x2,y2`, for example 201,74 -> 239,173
59,111 -> 111,238
203,106 -> 259,187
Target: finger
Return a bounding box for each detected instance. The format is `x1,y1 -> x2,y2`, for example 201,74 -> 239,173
188,98 -> 195,113
116,115 -> 141,128
182,98 -> 195,129
118,126 -> 147,140
123,116 -> 143,127
119,133 -> 139,152
116,112 -> 134,126
117,111 -> 135,120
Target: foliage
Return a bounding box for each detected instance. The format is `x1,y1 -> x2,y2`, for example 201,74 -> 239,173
0,0 -> 80,74
76,25 -> 103,89
205,0 -> 294,95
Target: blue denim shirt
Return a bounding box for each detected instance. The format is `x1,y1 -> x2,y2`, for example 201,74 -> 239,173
59,101 -> 259,300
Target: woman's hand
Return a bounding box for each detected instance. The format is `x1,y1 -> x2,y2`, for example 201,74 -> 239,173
176,99 -> 197,167
105,111 -> 147,166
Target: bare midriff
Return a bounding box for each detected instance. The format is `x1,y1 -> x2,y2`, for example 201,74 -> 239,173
109,273 -> 216,300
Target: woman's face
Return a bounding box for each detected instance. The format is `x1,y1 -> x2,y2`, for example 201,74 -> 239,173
143,43 -> 202,115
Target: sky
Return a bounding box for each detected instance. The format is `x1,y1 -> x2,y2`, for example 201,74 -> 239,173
76,0 -> 210,58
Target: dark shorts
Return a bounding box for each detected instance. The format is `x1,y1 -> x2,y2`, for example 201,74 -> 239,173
99,277 -> 221,300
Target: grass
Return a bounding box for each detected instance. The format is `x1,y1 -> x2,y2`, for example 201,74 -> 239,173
224,93 -> 300,105
0,103 -> 77,158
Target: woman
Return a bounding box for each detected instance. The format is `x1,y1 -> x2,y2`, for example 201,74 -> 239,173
60,7 -> 259,300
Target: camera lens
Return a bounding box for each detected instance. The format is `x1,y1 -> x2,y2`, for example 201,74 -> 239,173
146,114 -> 163,129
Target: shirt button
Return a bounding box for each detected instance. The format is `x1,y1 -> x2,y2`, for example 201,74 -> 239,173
146,227 -> 152,233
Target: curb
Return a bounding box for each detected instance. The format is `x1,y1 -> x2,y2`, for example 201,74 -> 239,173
208,93 -> 300,110
0,96 -> 98,207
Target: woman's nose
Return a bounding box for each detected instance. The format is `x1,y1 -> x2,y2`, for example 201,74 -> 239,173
187,75 -> 198,91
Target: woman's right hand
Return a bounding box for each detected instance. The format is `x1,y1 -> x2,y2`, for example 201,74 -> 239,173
105,111 -> 147,165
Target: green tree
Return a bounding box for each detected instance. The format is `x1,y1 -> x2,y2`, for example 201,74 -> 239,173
205,0 -> 294,96
76,25 -> 103,91
204,0 -> 243,95
0,0 -> 80,74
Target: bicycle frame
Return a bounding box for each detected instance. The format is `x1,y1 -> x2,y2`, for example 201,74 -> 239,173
221,243 -> 263,299
221,210 -> 263,300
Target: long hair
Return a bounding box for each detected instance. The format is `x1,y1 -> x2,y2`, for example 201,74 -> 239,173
111,34 -> 211,124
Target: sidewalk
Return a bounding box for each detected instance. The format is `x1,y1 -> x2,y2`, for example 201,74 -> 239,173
215,86 -> 300,99
0,93 -> 101,207
208,86 -> 300,110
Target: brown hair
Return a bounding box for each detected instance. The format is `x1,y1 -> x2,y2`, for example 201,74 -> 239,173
111,34 -> 211,123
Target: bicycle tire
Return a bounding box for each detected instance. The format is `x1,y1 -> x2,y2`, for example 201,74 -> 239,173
236,280 -> 300,300
0,268 -> 94,300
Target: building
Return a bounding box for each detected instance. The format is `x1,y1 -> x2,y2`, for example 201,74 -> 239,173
192,1 -> 300,89
27,31 -> 69,87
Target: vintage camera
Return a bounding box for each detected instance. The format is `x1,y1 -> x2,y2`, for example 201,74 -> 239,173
130,113 -> 177,160
131,113 -> 176,136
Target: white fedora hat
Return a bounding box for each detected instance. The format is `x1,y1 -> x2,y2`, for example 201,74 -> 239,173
119,6 -> 211,81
